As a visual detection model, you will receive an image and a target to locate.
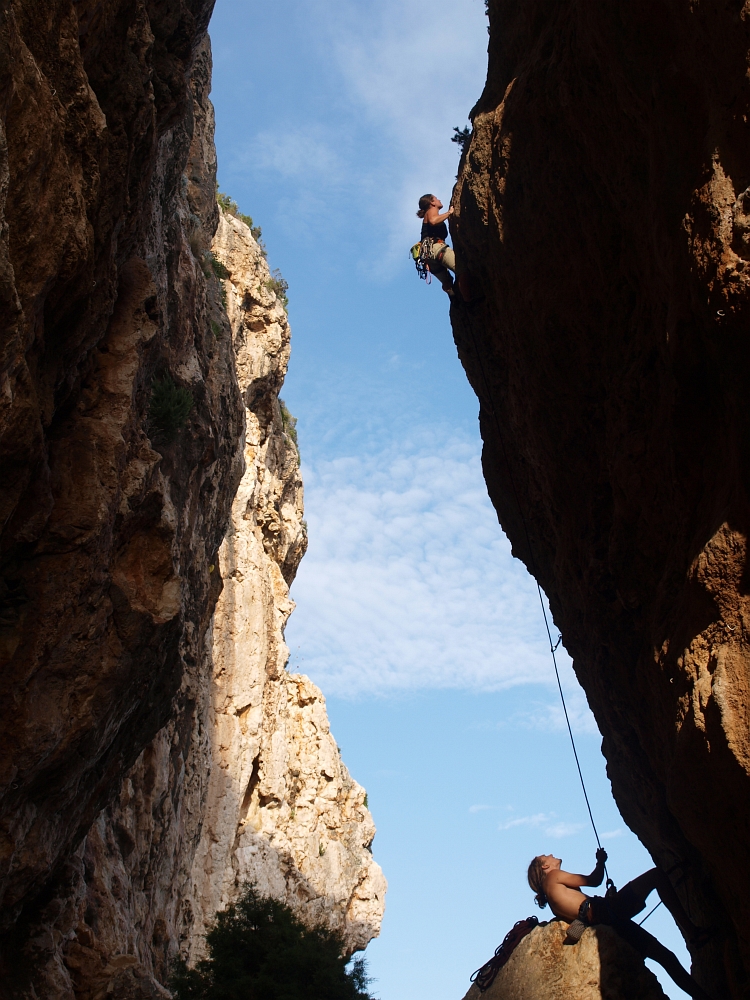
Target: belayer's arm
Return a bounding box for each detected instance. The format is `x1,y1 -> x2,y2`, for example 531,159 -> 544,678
586,849 -> 607,887
554,869 -> 590,889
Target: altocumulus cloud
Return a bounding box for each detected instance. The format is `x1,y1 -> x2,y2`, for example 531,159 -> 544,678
285,428 -> 561,697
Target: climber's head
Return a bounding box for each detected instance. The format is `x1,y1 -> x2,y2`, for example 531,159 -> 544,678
527,856 -> 548,909
417,194 -> 442,218
539,854 -> 561,871
528,854 -> 560,908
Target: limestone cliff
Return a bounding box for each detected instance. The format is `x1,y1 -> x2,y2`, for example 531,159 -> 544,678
463,923 -> 666,1000
0,2 -> 384,996
186,213 -> 385,960
451,2 -> 750,995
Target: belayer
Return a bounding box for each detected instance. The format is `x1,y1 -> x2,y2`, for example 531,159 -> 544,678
528,850 -> 716,1000
414,194 -> 457,298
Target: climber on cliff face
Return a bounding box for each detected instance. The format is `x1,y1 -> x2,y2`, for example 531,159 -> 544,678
416,194 -> 457,298
527,851 -> 716,1000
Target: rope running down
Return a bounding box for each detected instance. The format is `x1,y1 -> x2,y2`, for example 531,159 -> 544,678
459,309 -> 611,884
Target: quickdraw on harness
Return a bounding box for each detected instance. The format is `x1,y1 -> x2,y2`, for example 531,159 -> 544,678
410,237 -> 450,283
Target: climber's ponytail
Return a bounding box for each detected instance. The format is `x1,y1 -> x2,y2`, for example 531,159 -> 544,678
527,856 -> 548,909
416,194 -> 434,218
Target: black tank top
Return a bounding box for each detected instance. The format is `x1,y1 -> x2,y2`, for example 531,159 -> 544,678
421,219 -> 448,241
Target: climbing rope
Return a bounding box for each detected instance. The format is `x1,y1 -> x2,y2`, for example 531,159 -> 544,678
460,308 -> 611,884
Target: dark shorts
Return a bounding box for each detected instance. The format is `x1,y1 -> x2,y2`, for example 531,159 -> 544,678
580,883 -> 654,958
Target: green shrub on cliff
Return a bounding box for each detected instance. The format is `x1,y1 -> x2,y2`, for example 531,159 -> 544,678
170,884 -> 373,1000
266,269 -> 289,309
217,187 -> 264,243
148,375 -> 193,442
279,398 -> 299,457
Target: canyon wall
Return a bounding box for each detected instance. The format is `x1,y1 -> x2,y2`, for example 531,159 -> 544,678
451,1 -> 750,996
0,2 -> 384,996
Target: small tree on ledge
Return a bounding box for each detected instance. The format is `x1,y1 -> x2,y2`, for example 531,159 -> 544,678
170,884 -> 373,1000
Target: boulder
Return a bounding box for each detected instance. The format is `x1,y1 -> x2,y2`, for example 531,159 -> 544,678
462,922 -> 667,1000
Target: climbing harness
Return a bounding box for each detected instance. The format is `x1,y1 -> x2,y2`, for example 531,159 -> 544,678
470,917 -> 540,992
459,311 -> 615,893
411,237 -> 452,283
411,239 -> 431,281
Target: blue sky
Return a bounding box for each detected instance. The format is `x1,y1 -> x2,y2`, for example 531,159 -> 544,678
208,3 -> 690,996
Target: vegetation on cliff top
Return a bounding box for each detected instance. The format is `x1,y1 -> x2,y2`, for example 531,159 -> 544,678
279,398 -> 299,458
170,884 -> 373,1000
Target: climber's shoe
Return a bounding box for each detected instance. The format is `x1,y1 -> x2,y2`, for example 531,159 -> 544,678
563,919 -> 587,945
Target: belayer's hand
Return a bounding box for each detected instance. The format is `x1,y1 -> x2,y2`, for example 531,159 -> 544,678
596,848 -> 608,864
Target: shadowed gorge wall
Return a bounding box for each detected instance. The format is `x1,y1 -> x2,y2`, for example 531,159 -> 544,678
0,2 -> 384,996
451,1 -> 750,996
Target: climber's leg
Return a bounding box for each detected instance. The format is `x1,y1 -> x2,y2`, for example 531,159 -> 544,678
429,261 -> 454,293
615,921 -> 714,1000
618,869 -> 705,945
438,246 -> 456,272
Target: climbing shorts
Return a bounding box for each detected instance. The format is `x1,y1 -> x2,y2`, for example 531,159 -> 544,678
579,886 -> 652,959
423,240 -> 456,272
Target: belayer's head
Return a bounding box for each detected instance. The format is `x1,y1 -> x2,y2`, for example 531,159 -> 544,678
527,854 -> 560,909
417,194 -> 442,218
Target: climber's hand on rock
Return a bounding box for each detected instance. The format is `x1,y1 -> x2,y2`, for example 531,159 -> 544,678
596,848 -> 608,865
447,206 -> 454,215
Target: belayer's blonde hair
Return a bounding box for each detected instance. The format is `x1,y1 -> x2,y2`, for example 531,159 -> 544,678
416,194 -> 434,218
527,856 -> 548,909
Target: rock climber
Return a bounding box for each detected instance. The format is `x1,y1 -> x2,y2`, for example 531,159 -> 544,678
527,850 -> 716,1000
416,194 -> 457,298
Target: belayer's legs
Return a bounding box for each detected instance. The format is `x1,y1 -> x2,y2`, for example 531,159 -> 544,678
618,869 -> 706,946
616,921 -> 715,1000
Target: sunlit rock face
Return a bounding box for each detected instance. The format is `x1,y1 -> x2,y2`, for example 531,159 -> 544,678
462,923 -> 666,1000
186,212 -> 387,960
451,2 -> 750,995
0,2 -> 384,996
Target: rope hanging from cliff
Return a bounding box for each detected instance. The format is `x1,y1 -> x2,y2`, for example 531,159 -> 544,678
460,310 -> 610,880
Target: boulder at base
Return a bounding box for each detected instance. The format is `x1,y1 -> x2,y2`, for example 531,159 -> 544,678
462,921 -> 668,1000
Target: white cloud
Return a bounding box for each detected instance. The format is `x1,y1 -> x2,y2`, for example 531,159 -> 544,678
241,126 -> 344,181
285,429 -> 562,697
512,692 -> 600,737
545,822 -> 585,839
497,813 -> 584,838
498,813 -> 552,831
601,829 -> 625,840
469,804 -> 491,814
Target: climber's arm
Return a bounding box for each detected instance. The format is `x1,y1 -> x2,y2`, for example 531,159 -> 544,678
424,206 -> 454,225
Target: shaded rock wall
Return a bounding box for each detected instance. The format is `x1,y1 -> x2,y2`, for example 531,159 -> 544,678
451,1 -> 750,995
462,922 -> 666,1000
0,0 -> 240,961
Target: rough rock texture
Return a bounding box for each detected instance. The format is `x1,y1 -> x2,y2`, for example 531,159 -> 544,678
0,3 -> 384,997
0,0 -> 242,973
462,922 -> 666,1000
186,213 -> 386,961
451,2 -> 750,996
